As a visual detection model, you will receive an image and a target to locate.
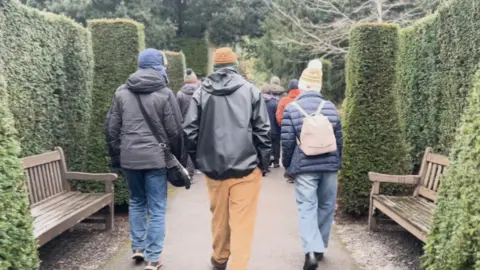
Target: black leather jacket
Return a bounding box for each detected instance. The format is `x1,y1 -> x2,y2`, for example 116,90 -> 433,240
183,67 -> 271,180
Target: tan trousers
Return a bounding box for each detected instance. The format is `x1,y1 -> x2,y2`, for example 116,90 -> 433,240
206,168 -> 262,270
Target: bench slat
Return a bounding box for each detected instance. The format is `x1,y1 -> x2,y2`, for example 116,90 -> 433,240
31,191 -> 77,216
34,193 -> 112,247
34,193 -> 92,231
373,195 -> 436,242
432,165 -> 443,191
23,151 -> 61,169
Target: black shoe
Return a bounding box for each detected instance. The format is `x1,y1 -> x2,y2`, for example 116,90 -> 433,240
211,257 -> 227,270
132,249 -> 145,263
303,252 -> 318,270
273,163 -> 280,168
314,252 -> 324,261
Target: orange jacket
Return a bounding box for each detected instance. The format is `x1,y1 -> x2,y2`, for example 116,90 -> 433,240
276,89 -> 301,125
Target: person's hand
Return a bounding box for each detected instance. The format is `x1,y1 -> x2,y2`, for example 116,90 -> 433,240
110,156 -> 121,173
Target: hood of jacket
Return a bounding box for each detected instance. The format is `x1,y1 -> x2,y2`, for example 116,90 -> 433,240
201,67 -> 246,96
127,68 -> 167,94
181,83 -> 198,96
262,93 -> 279,101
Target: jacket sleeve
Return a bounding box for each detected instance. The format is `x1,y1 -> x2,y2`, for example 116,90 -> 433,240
167,89 -> 187,165
162,100 -> 184,164
182,90 -> 201,168
105,95 -> 122,168
176,91 -> 187,120
251,89 -> 272,172
276,99 -> 285,126
281,106 -> 296,169
335,118 -> 343,169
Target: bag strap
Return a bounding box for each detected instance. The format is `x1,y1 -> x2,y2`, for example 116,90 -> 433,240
134,94 -> 167,148
291,102 -> 309,117
315,100 -> 326,115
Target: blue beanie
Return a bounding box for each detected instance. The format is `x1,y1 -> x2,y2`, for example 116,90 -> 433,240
288,79 -> 299,90
138,48 -> 169,84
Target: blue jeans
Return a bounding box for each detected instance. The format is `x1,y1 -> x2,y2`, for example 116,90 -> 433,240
295,172 -> 338,254
124,169 -> 168,262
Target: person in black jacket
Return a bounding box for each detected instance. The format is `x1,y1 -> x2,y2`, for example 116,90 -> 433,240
262,82 -> 281,168
183,47 -> 271,270
105,48 -> 184,270
177,68 -> 200,178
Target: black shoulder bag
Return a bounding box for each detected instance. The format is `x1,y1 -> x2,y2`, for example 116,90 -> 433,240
134,94 -> 191,190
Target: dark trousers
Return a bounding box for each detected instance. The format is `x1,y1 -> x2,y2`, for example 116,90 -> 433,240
271,134 -> 281,165
186,156 -> 195,177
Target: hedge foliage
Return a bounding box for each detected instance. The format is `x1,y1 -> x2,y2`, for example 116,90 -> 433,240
320,59 -> 333,102
395,0 -> 480,168
0,78 -> 39,270
341,24 -> 410,215
174,37 -> 209,77
423,71 -> 480,270
85,19 -> 145,205
165,51 -> 186,93
0,0 -> 94,170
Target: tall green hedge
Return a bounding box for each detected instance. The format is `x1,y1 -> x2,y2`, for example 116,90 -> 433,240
423,71 -> 480,270
320,59 -> 334,102
165,51 -> 186,93
0,0 -> 93,170
0,78 -> 39,269
341,24 -> 410,215
395,0 -> 480,168
85,19 -> 145,205
174,37 -> 209,77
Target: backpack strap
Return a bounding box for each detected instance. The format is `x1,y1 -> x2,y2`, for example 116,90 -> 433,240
315,100 -> 326,115
291,102 -> 309,117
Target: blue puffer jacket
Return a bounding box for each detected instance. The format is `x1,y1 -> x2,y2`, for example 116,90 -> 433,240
281,91 -> 343,175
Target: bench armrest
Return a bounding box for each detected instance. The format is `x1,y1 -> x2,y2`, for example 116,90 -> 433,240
66,172 -> 118,182
368,172 -> 420,185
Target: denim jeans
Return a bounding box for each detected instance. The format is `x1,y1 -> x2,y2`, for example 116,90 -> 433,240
124,169 -> 168,262
295,172 -> 338,254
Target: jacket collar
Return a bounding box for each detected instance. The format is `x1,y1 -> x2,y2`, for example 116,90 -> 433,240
288,89 -> 301,98
297,90 -> 324,100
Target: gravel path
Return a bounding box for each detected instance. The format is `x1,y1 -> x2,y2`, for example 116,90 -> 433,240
335,214 -> 424,270
38,216 -> 130,270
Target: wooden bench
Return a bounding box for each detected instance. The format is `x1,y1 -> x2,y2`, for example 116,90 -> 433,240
24,147 -> 117,247
368,147 -> 449,242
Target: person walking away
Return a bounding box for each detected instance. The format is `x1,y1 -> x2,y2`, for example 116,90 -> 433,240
276,79 -> 301,183
177,68 -> 200,179
281,62 -> 343,270
183,47 -> 271,270
105,48 -> 185,270
276,79 -> 300,126
262,81 -> 281,169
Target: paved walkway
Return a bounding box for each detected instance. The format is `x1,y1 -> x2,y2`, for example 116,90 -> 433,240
103,169 -> 358,270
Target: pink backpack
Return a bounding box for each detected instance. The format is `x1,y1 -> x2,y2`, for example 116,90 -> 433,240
291,100 -> 337,156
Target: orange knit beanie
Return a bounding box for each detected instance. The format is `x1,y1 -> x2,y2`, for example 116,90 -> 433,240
214,47 -> 238,65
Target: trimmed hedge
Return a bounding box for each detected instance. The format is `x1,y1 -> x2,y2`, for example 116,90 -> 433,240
320,59 -> 333,102
0,0 -> 93,169
165,51 -> 186,93
423,71 -> 480,270
85,19 -> 145,205
174,37 -> 209,77
395,0 -> 480,168
0,77 -> 39,269
341,24 -> 410,215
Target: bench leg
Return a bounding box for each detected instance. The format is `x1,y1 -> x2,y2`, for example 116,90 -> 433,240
368,200 -> 377,231
106,202 -> 114,230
